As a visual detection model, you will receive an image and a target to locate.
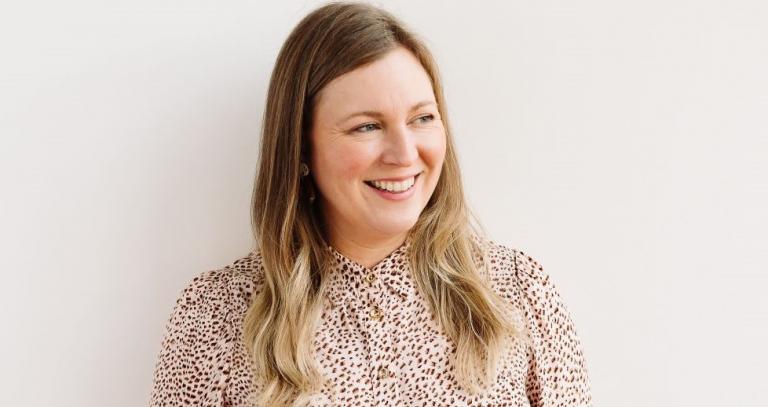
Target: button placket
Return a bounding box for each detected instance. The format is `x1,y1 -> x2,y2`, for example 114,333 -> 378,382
370,294 -> 400,406
361,268 -> 398,406
327,243 -> 410,405
329,243 -> 408,406
363,287 -> 386,336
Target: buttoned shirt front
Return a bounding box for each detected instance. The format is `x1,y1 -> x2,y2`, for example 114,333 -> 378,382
150,239 -> 593,406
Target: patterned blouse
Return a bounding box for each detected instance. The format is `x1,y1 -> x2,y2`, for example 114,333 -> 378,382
150,239 -> 592,406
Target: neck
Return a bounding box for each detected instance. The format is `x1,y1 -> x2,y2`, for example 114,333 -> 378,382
327,229 -> 408,269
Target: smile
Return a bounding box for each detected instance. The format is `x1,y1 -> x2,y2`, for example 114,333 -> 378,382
364,173 -> 421,193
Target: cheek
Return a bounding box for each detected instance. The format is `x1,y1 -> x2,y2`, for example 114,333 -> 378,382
312,142 -> 376,189
422,131 -> 447,168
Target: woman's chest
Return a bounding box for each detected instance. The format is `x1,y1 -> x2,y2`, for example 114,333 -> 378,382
305,294 -> 531,406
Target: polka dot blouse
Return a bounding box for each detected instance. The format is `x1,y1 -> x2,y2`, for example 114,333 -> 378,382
150,239 -> 593,406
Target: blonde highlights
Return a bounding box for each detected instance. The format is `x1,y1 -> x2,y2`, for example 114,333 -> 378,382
244,2 -> 527,405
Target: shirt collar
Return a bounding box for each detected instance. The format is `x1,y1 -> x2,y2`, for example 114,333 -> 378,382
324,236 -> 416,307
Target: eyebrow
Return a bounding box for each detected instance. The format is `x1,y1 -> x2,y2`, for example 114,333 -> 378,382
337,100 -> 437,125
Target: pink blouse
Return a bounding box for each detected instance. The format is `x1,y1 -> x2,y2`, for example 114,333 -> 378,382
150,239 -> 592,406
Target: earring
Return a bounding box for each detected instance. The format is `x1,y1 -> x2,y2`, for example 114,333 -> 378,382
300,162 -> 316,204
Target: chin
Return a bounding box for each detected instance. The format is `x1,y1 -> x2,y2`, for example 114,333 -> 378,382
369,216 -> 419,237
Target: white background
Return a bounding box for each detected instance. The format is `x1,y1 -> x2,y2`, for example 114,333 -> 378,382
1,0 -> 766,405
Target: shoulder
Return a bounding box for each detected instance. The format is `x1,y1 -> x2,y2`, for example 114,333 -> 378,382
155,251 -> 267,352
481,239 -> 585,348
470,239 -> 593,404
478,238 -> 548,285
156,250 -> 266,335
150,251 -> 266,405
477,239 -> 560,307
176,251 -> 266,314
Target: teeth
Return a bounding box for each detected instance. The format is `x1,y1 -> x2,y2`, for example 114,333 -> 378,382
369,176 -> 415,193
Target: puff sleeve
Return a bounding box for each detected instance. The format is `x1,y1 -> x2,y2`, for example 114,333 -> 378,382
514,250 -> 593,407
150,270 -> 232,406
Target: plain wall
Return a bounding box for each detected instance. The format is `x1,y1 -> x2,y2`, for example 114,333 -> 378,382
1,0 -> 766,405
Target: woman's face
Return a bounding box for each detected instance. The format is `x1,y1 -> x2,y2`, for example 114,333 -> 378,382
309,46 -> 446,246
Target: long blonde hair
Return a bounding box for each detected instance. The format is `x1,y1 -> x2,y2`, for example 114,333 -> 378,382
244,2 -> 526,405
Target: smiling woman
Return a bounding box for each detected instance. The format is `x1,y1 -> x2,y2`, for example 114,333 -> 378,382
149,2 -> 593,406
310,46 -> 447,263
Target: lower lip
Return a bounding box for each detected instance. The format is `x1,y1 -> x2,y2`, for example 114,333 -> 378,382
365,174 -> 420,201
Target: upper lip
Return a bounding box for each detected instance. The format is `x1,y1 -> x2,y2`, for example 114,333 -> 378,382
366,172 -> 422,182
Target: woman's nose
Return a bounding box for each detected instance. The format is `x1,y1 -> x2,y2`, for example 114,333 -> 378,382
381,124 -> 418,166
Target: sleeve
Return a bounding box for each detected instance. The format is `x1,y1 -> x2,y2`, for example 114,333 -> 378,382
514,250 -> 593,407
149,269 -> 232,406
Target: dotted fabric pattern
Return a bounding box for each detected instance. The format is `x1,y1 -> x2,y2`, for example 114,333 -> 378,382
150,239 -> 592,406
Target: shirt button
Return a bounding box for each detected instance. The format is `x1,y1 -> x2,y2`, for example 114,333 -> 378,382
364,273 -> 376,284
369,306 -> 383,321
377,366 -> 394,379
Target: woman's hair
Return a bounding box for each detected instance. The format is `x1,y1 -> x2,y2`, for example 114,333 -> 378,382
244,2 -> 526,405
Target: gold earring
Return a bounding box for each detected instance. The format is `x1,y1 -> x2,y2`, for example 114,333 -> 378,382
300,162 -> 310,177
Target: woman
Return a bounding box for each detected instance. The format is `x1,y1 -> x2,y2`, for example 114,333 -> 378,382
150,2 -> 592,406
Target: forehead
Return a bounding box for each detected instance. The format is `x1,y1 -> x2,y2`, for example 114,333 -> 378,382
314,46 -> 435,116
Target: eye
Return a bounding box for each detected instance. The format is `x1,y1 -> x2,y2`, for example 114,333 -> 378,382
414,114 -> 435,124
353,122 -> 380,133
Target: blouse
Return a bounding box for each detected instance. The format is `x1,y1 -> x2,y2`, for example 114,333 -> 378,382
149,239 -> 592,406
